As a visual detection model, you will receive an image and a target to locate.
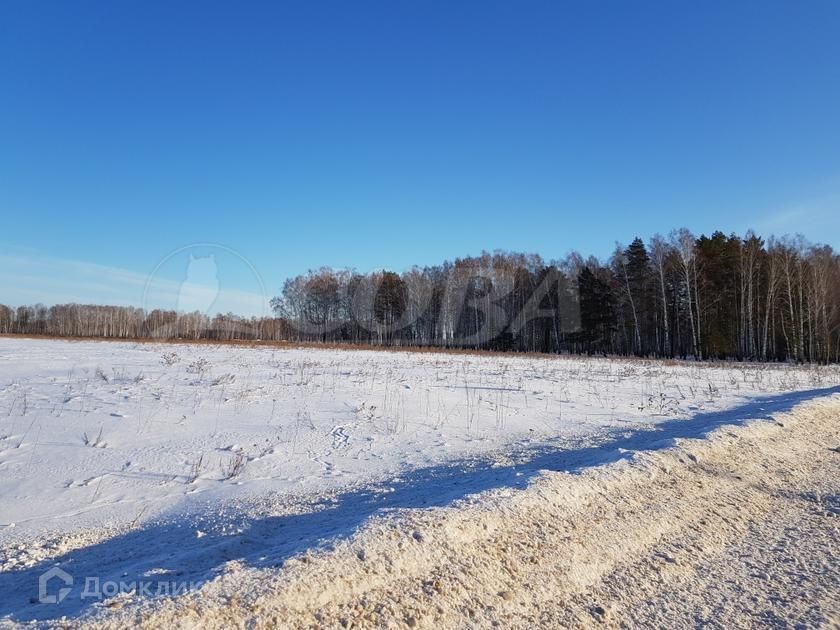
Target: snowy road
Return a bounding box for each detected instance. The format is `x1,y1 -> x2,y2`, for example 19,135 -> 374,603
65,394 -> 840,629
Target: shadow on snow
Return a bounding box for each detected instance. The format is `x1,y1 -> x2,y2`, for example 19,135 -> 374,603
3,385 -> 838,622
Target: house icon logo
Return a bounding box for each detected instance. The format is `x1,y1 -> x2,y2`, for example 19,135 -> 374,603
38,566 -> 73,604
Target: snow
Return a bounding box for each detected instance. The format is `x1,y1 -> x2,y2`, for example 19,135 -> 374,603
0,337 -> 838,624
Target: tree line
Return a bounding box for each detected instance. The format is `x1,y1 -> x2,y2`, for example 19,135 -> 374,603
2,228 -> 839,362
0,303 -> 291,342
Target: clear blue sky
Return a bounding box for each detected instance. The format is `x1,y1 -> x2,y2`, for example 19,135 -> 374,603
2,1 -> 839,315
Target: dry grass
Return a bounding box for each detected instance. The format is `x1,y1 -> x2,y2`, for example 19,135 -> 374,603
0,332 -> 794,368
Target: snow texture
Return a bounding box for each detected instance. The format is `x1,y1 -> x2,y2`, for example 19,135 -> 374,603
0,338 -> 838,626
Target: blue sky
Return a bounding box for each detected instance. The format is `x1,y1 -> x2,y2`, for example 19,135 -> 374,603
2,1 -> 839,315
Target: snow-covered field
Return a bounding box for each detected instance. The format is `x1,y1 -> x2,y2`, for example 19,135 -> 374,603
1,338 -> 839,625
